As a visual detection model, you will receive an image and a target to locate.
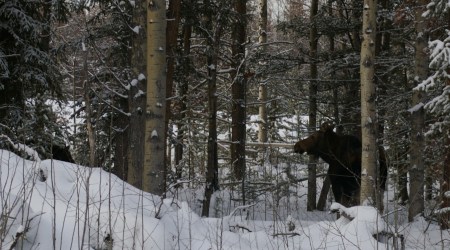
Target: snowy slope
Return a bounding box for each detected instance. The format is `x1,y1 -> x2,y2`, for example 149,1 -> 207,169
0,149 -> 448,249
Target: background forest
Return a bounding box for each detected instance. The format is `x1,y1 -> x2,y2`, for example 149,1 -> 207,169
1,0 -> 450,248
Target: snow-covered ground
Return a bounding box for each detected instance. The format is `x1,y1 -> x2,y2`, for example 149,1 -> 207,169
0,149 -> 449,249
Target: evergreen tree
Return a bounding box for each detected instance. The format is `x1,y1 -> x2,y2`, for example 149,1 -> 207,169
0,0 -> 69,158
416,0 -> 450,229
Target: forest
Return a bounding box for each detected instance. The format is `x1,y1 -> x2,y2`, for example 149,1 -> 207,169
1,0 -> 450,249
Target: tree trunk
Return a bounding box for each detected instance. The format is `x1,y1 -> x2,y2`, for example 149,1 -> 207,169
84,66 -> 96,167
142,0 -> 167,195
175,16 -> 192,180
392,35 -> 409,205
351,0 -> 362,52
408,0 -> 428,222
441,137 -> 450,229
258,0 -> 268,148
375,0 -> 391,212
113,97 -> 129,181
307,0 -> 319,211
82,39 -> 96,167
397,149 -> 409,204
317,0 -> 335,211
201,0 -> 223,217
360,0 -> 378,207
231,0 -> 247,181
317,174 -> 330,211
165,0 -> 181,170
127,0 -> 147,189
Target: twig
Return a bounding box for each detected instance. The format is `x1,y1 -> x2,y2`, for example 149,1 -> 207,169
272,232 -> 301,237
8,226 -> 26,250
228,203 -> 257,217
229,224 -> 252,233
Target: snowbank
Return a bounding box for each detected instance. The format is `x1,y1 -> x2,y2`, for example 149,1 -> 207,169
1,149 -> 446,249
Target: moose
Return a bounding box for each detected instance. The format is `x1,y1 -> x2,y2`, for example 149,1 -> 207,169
294,122 -> 387,207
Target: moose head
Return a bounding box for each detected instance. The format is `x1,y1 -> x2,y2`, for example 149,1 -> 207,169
294,121 -> 336,155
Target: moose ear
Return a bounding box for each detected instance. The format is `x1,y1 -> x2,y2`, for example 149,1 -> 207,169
320,121 -> 335,132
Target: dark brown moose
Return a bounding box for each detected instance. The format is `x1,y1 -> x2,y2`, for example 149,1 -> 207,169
294,122 -> 387,207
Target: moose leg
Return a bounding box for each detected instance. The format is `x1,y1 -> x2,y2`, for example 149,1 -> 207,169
329,180 -> 346,219
341,188 -> 360,207
341,178 -> 360,207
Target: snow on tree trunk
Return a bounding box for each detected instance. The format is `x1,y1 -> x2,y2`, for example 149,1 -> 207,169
360,0 -> 378,207
127,0 -> 147,189
143,0 -> 167,195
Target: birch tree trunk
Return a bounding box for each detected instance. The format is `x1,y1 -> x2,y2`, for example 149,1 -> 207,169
360,0 -> 378,206
408,0 -> 428,221
307,0 -> 319,211
142,0 -> 167,195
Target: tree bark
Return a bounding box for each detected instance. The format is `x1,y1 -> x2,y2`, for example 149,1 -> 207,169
408,0 -> 428,222
317,174 -> 330,211
127,0 -> 147,188
441,136 -> 450,229
175,14 -> 192,180
317,0 -> 336,211
142,0 -> 167,195
165,0 -> 181,170
391,35 -> 409,205
360,0 -> 378,207
231,0 -> 247,181
113,97 -> 129,181
258,0 -> 268,147
307,0 -> 319,211
81,35 -> 96,167
202,0 -> 222,217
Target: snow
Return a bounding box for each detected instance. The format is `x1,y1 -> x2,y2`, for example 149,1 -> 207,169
16,225 -> 25,234
138,73 -> 146,81
134,89 -> 145,98
82,41 -> 86,52
132,26 -> 140,34
0,149 -> 449,249
407,102 -> 424,114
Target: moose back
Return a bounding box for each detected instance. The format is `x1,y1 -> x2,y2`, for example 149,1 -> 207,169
294,122 -> 387,207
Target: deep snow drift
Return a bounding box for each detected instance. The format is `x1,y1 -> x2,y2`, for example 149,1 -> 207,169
0,149 -> 448,249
